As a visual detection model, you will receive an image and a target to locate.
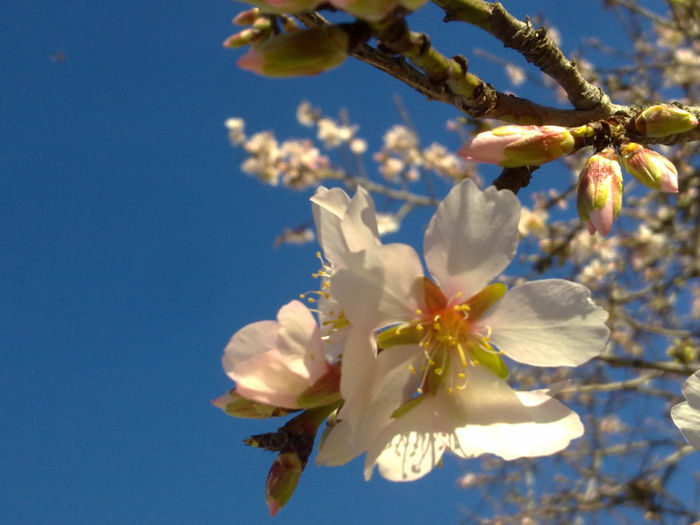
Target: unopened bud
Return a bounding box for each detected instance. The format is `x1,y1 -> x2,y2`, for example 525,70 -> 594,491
239,0 -> 320,14
266,452 -> 302,516
223,28 -> 265,49
634,104 -> 698,137
620,142 -> 678,193
577,148 -> 623,236
237,26 -> 349,77
457,125 -> 575,167
232,8 -> 261,26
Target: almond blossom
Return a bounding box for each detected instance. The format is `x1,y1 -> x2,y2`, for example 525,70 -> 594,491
671,370 -> 700,450
317,180 -> 610,481
215,300 -> 339,411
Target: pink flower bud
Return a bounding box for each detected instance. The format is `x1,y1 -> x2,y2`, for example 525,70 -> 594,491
577,148 -> 623,236
237,26 -> 349,77
634,104 -> 698,137
223,28 -> 265,49
232,8 -> 261,26
619,142 -> 678,193
329,0 -> 398,21
457,125 -> 575,167
266,452 -> 303,516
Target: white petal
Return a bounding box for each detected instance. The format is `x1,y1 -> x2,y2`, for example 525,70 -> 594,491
424,180 -> 520,299
482,279 -> 610,367
311,186 -> 350,265
311,186 -> 379,268
331,244 -> 425,330
364,395 -> 457,482
231,348 -> 311,408
318,343 -> 422,468
671,401 -> 700,450
681,370 -> 700,409
452,367 -> 583,460
340,186 -> 380,254
671,371 -> 700,449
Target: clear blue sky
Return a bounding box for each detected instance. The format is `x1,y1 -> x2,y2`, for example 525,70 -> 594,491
3,1 -> 695,524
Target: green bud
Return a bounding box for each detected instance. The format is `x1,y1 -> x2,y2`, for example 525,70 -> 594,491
237,26 -> 350,77
634,104 -> 698,137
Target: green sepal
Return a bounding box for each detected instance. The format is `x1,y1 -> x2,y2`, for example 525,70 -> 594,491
469,344 -> 509,379
391,394 -> 427,419
224,392 -> 295,419
377,324 -> 422,349
296,368 -> 341,409
465,282 -> 507,321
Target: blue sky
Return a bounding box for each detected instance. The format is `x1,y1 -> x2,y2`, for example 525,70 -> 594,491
2,1 -> 696,524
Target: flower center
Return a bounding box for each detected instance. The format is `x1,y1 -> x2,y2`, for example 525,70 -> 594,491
378,278 -> 508,397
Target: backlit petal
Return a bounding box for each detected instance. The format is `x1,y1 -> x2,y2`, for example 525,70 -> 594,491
331,244 -> 425,330
452,367 -> 583,460
483,280 -> 609,367
424,180 -> 520,299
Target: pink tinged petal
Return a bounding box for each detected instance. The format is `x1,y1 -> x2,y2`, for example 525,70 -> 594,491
275,300 -> 326,379
456,130 -> 514,164
331,243 -> 425,330
364,394 -> 458,482
671,371 -> 700,449
587,196 -> 615,236
222,300 -> 327,408
232,348 -> 314,408
482,279 -> 609,367
237,48 -> 264,74
452,367 -> 583,460
423,179 -> 520,300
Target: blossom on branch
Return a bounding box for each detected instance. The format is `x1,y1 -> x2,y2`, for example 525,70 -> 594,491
671,370 -> 700,450
216,300 -> 340,411
318,180 -> 610,481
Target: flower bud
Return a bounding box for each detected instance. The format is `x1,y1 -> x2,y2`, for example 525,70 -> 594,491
232,8 -> 261,26
239,0 -> 320,15
619,142 -> 678,193
634,104 -> 698,137
577,148 -> 623,236
266,451 -> 303,516
237,26 -> 349,77
457,125 -> 575,167
223,28 -> 265,49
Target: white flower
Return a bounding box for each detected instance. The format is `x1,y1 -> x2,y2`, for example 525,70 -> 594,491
671,370 -> 700,449
225,117 -> 246,145
317,180 -> 610,481
218,300 -> 337,409
309,186 -> 381,362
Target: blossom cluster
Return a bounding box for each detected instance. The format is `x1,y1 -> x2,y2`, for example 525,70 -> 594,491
214,179 -> 612,514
